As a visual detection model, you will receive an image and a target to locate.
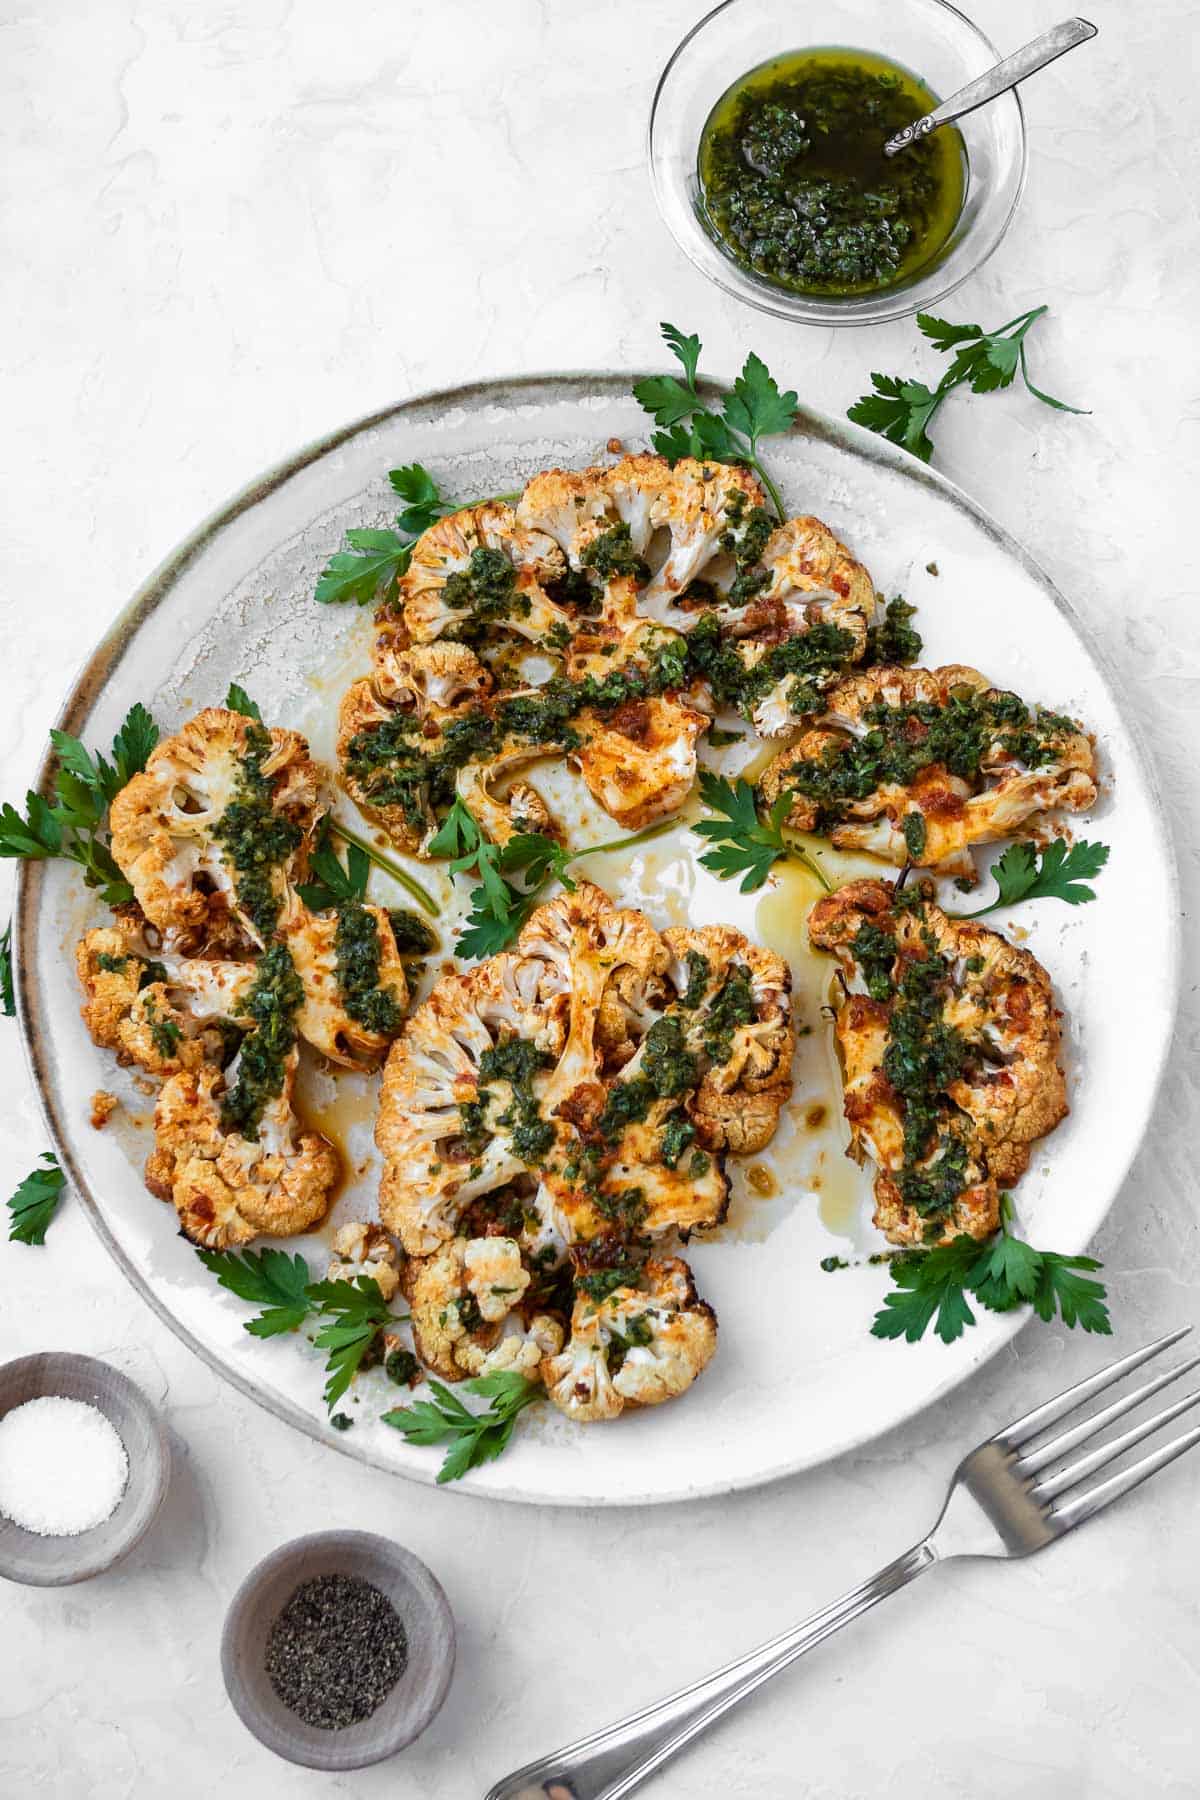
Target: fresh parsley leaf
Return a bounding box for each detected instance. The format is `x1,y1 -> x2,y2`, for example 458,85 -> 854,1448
961,839 -> 1110,917
1031,1254 -> 1111,1334
692,773 -> 831,895
871,1219 -> 1111,1345
870,1238 -> 982,1344
196,1246 -> 314,1336
442,806 -> 668,961
307,1275 -> 403,1411
0,920 -> 12,1017
295,816 -> 371,910
0,794 -> 61,860
8,1152 -> 66,1245
389,462 -> 449,535
850,305 -> 1088,464
109,702 -> 159,787
381,1371 -> 541,1484
634,322 -> 794,520
224,683 -> 263,722
722,350 -> 799,450
315,531 -> 414,607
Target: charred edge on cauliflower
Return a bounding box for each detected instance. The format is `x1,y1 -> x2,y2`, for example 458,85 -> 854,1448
210,722 -> 303,937
771,684 -> 1084,832
218,944 -> 304,1140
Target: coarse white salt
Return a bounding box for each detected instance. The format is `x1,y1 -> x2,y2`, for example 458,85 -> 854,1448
0,1395 -> 129,1536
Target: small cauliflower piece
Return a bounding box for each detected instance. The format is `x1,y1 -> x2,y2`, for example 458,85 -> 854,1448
808,879 -> 1068,1246
403,1236 -> 533,1380
760,665 -> 1097,881
109,708 -> 322,946
542,1258 -> 717,1422
575,693 -> 709,830
327,1220 -> 402,1303
146,1059 -> 338,1248
402,504 -> 572,646
76,925 -> 255,1076
90,1090 -> 118,1130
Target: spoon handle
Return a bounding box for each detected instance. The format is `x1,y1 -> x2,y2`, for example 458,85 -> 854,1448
883,17 -> 1097,156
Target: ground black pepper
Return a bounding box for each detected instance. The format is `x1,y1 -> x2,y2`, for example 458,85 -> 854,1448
264,1572 -> 408,1730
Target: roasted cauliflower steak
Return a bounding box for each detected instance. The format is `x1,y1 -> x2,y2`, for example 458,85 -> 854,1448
760,665 -> 1097,883
808,878 -> 1068,1247
376,881 -> 794,1420
336,453 -> 882,858
109,707 -> 322,948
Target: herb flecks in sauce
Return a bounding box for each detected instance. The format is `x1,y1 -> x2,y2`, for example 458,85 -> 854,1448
335,901 -> 402,1036
219,943 -> 304,1140
698,49 -> 965,298
211,723 -> 302,938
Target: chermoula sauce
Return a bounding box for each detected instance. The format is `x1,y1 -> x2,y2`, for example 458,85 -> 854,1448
697,47 -> 965,297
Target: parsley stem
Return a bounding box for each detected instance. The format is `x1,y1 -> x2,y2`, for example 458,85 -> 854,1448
748,453 -> 788,525
782,838 -> 834,894
568,820 -> 675,865
327,820 -> 440,916
457,489 -> 523,510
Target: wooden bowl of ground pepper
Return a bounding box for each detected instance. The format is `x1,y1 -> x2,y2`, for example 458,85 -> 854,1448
221,1530 -> 455,1770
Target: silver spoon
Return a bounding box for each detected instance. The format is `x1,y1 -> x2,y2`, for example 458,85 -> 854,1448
883,16 -> 1097,157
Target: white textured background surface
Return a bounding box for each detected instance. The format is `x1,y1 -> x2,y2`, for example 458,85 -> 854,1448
2,1 -> 1198,1794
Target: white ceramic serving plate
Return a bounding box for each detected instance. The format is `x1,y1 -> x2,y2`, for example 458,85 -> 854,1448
14,375 -> 1179,1506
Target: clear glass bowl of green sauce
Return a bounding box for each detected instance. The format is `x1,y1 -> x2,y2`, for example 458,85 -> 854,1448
649,0 -> 1027,326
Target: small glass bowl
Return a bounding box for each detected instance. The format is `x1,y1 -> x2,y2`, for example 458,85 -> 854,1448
648,0 -> 1027,326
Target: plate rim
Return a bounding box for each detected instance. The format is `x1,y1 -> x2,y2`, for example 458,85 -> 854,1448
13,371 -> 1183,1506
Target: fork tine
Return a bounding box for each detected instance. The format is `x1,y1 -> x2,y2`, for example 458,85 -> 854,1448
1049,1418 -> 1200,1531
1017,1351 -> 1200,1476
1032,1385 -> 1200,1502
997,1326 -> 1192,1449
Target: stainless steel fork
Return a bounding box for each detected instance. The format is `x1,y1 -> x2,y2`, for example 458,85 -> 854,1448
486,1327 -> 1200,1800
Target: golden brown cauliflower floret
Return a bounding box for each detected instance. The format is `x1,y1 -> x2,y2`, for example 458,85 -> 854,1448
327,1221 -> 402,1303
282,901 -> 408,1070
760,666 -> 1097,883
109,708 -> 322,946
808,878 -> 1067,1247
662,925 -> 794,1155
401,504 -> 571,646
146,1060 -> 338,1248
76,926 -> 255,1076
542,1258 -> 717,1423
403,1236 -> 560,1380
574,692 -> 709,831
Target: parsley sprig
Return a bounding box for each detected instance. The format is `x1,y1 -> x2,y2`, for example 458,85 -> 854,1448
197,1247 -> 407,1413
634,322 -> 798,521
315,464 -> 520,607
958,838 -> 1109,918
0,703 -> 159,906
849,307 -> 1088,464
225,682 -> 263,722
430,797 -> 670,960
692,773 -> 832,894
871,1202 -> 1111,1346
7,1153 -> 66,1245
295,816 -> 372,911
1,921 -> 12,1018
383,1371 -> 542,1484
